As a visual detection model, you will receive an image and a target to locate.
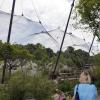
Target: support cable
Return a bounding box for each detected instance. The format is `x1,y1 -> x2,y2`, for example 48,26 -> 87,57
83,34 -> 96,69
21,27 -> 60,49
30,0 -> 40,21
29,0 -> 59,47
52,0 -> 76,75
81,32 -> 95,55
12,0 -> 24,24
59,29 -> 85,67
88,35 -> 96,54
69,34 -> 84,67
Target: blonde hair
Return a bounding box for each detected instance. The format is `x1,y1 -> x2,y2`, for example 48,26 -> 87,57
79,71 -> 91,84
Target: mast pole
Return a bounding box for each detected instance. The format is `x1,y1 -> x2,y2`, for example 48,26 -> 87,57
1,0 -> 16,83
53,0 -> 76,75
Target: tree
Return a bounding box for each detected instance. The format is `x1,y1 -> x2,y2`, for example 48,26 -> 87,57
75,0 -> 100,39
63,46 -> 89,68
7,44 -> 34,78
0,43 -> 34,82
25,43 -> 56,74
0,43 -> 13,83
46,48 -> 55,58
92,53 -> 100,66
74,49 -> 89,67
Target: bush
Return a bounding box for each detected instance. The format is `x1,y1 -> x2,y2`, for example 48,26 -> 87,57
0,71 -> 55,100
31,75 -> 55,100
57,80 -> 78,96
58,80 -> 74,92
0,84 -> 9,100
92,67 -> 100,93
7,72 -> 30,100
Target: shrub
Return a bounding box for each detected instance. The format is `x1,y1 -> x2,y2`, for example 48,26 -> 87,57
0,71 -> 55,100
31,75 -> 55,100
0,84 -> 9,100
58,80 -> 73,93
57,79 -> 78,96
91,67 -> 100,93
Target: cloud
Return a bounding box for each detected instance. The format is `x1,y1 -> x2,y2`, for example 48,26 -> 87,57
0,0 -> 72,27
24,0 -> 71,28
0,0 -> 100,54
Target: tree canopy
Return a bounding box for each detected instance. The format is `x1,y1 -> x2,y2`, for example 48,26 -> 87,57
75,0 -> 100,39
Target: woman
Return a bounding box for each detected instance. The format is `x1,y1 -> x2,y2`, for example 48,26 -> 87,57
72,71 -> 97,100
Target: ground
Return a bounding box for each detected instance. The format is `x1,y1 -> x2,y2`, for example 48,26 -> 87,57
97,95 -> 100,100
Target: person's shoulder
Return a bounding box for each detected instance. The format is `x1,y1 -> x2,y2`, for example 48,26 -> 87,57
90,84 -> 97,89
78,83 -> 89,86
78,84 -> 91,88
91,84 -> 96,87
91,84 -> 96,88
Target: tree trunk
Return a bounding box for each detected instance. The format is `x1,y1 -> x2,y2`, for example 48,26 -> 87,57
1,59 -> 7,84
9,64 -> 12,79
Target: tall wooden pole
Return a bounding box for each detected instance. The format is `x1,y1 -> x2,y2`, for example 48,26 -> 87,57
53,0 -> 75,75
1,0 -> 16,83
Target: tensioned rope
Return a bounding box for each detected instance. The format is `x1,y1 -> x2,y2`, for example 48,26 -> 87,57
85,34 -> 96,65
57,28 -> 86,68
12,0 -> 24,24
28,0 -> 59,47
2,0 -> 59,48
81,32 -> 95,55
29,0 -> 40,21
22,28 -> 60,49
0,0 -> 59,47
0,0 -> 24,24
69,33 -> 84,67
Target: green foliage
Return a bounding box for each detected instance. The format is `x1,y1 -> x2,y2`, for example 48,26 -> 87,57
0,42 -> 34,80
65,58 -> 75,67
0,72 -> 31,100
31,75 -> 55,100
0,84 -> 9,100
0,71 -> 55,100
0,43 -> 12,60
74,49 -> 89,67
92,67 -> 100,93
76,0 -> 100,39
58,80 -> 72,92
92,54 -> 100,66
63,47 -> 89,67
0,42 -> 34,64
58,80 -> 77,93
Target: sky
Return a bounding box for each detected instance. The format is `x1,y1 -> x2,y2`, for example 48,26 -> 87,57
0,0 -> 100,54
0,0 -> 71,28
0,0 -> 92,39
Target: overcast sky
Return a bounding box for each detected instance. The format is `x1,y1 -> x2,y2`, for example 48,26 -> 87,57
0,0 -> 72,28
0,0 -> 100,53
0,0 -> 92,38
0,0 -> 97,37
